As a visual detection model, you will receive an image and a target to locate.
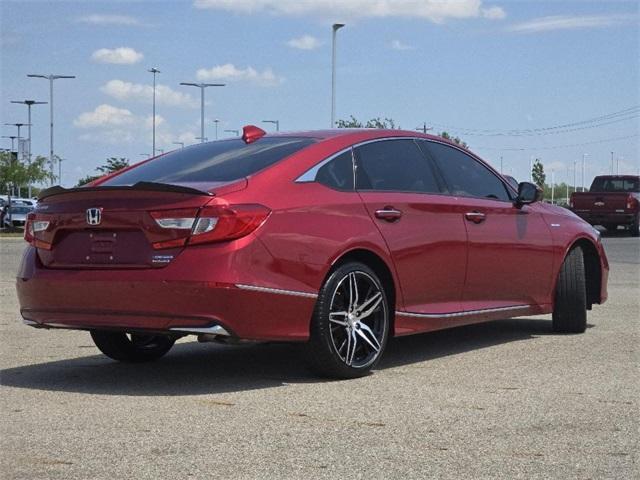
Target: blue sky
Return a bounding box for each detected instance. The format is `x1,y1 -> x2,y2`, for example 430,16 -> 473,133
1,0 -> 638,188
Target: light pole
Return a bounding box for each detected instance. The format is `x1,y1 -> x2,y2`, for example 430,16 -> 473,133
2,136 -> 18,152
500,156 -> 503,174
224,129 -> 239,137
610,152 -> 614,174
573,158 -> 577,194
27,74 -> 75,185
11,100 -> 47,197
213,119 -> 220,140
4,124 -> 29,164
147,68 -> 161,156
551,169 -> 555,204
180,82 -> 225,143
262,120 -> 280,132
172,142 -> 185,149
581,153 -> 588,192
529,156 -> 533,182
331,23 -> 345,128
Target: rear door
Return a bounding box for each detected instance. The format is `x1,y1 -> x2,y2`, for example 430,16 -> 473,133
354,138 -> 467,315
421,140 -> 554,309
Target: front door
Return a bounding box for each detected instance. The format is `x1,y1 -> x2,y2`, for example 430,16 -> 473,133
421,140 -> 554,310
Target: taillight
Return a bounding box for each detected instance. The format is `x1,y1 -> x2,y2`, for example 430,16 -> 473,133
150,208 -> 199,249
150,204 -> 270,249
189,204 -> 270,245
626,195 -> 637,210
24,213 -> 52,250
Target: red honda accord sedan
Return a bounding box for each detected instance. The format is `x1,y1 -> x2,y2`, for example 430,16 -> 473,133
17,126 -> 608,378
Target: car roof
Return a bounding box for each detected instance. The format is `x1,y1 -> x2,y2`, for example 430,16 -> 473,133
263,128 -> 462,147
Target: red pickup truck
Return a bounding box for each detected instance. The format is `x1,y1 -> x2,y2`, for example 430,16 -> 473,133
570,175 -> 640,236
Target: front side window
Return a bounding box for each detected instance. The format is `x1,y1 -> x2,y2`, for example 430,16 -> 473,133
102,137 -> 315,186
422,141 -> 511,201
315,150 -> 354,190
355,139 -> 441,193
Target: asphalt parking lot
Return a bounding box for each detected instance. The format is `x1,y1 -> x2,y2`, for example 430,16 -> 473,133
0,234 -> 638,480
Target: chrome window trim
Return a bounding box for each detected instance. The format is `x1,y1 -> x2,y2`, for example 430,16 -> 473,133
295,146 -> 355,183
395,305 -> 530,319
235,283 -> 318,299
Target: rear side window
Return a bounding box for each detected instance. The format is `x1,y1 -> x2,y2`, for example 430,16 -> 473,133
590,177 -> 639,192
355,139 -> 441,193
102,137 -> 315,186
315,150 -> 354,190
423,141 -> 510,201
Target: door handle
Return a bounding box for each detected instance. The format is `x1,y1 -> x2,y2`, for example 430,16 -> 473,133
465,211 -> 486,224
375,207 -> 402,222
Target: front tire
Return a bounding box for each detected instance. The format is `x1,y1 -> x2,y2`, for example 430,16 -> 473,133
307,262 -> 390,379
90,331 -> 175,362
552,247 -> 587,333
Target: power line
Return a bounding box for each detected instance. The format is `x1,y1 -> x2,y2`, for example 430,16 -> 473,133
451,114 -> 639,137
475,133 -> 639,152
431,106 -> 639,136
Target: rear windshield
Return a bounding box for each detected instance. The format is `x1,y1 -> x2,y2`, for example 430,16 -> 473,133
590,177 -> 639,193
102,137 -> 315,186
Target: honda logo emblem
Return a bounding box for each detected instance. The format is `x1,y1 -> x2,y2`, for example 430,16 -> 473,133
86,208 -> 102,226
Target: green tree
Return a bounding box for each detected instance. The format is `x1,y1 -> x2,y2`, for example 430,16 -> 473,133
336,116 -> 397,129
0,152 -> 52,195
531,159 -> 546,188
77,157 -> 130,186
439,131 -> 468,149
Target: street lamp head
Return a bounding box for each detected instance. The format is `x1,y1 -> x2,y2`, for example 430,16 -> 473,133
11,100 -> 48,106
27,74 -> 48,79
148,68 -> 161,74
333,23 -> 345,31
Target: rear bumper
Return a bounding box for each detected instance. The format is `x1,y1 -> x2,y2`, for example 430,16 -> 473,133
16,241 -> 320,342
573,211 -> 637,226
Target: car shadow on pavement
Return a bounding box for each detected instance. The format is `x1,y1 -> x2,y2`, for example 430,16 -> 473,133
0,317 -> 587,396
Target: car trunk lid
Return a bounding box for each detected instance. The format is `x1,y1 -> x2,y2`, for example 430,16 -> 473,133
29,181 -> 245,269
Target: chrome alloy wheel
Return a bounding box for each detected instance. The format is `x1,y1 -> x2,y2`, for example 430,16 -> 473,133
328,271 -> 388,369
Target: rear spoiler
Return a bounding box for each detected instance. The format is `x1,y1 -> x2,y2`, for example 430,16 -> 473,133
38,181 -> 213,201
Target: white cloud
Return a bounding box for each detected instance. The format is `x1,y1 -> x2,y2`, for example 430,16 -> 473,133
390,39 -> 414,51
73,104 -> 135,128
75,104 -> 200,148
101,79 -> 199,108
76,14 -> 141,26
508,14 -> 636,34
196,64 -> 284,87
91,47 -> 144,65
481,6 -> 506,20
193,0 -> 506,23
287,35 -> 323,50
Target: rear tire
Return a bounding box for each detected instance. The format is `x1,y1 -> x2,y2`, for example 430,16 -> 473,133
90,331 -> 175,362
307,262 -> 390,379
552,247 -> 587,333
630,217 -> 640,237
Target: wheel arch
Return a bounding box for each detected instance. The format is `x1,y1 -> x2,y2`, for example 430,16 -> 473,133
559,238 -> 602,309
327,248 -> 399,336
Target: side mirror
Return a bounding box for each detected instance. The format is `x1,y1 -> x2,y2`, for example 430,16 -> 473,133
515,182 -> 542,207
